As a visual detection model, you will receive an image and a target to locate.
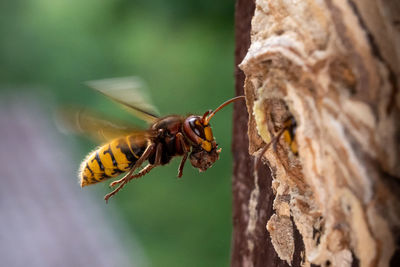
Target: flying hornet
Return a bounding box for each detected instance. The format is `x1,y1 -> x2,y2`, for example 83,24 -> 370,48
60,77 -> 244,202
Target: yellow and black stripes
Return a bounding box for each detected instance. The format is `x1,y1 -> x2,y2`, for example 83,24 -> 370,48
184,116 -> 215,152
282,116 -> 298,155
80,135 -> 148,187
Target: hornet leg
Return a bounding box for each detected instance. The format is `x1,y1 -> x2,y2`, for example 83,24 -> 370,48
108,142 -> 156,188
109,164 -> 155,188
254,126 -> 287,171
104,143 -> 157,203
110,142 -> 162,187
104,165 -> 156,203
176,132 -> 188,178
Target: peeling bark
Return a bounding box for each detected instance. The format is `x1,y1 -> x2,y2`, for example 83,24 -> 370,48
232,0 -> 303,266
235,0 -> 400,266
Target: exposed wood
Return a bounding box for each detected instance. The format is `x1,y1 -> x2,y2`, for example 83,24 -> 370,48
232,0 -> 303,266
237,0 -> 400,266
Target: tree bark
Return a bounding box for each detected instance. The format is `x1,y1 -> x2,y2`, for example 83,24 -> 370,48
232,0 -> 303,266
233,0 -> 400,267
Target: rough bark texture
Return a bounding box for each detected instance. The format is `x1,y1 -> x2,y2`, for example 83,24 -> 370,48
237,0 -> 400,267
232,0 -> 303,266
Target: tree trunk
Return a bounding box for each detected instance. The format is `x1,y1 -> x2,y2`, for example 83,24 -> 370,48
232,0 -> 304,266
233,1 -> 400,267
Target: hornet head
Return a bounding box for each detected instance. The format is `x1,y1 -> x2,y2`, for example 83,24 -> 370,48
182,96 -> 244,171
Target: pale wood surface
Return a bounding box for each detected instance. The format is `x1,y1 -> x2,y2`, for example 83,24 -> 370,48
239,0 -> 400,266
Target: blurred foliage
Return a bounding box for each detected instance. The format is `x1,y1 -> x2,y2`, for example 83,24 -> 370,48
0,0 -> 235,266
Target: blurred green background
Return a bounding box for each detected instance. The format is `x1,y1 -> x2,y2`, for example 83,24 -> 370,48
0,0 -> 235,266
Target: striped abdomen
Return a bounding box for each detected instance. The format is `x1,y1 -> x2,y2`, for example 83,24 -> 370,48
282,116 -> 298,155
79,135 -> 148,187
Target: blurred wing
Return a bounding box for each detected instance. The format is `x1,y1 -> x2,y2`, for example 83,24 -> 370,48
85,76 -> 160,123
56,108 -> 154,143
